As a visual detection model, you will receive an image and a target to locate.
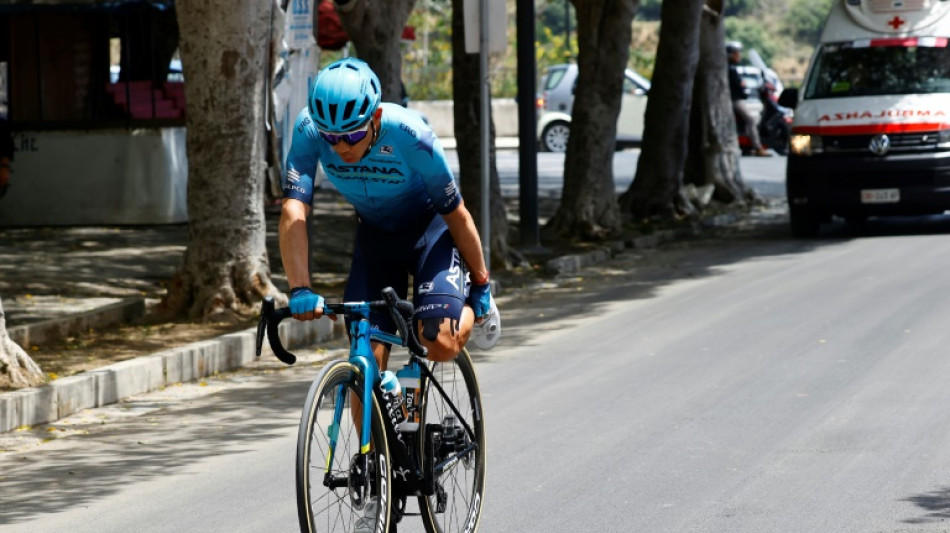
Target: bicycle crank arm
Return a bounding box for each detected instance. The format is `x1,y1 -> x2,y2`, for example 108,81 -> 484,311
433,442 -> 478,475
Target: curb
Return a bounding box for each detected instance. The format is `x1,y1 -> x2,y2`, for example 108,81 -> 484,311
0,316 -> 346,433
7,297 -> 146,348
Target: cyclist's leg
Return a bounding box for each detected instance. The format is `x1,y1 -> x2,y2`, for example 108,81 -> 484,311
411,217 -> 473,362
345,221 -> 412,370
344,223 -> 409,438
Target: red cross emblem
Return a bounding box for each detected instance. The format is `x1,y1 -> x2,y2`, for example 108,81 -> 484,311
888,16 -> 905,30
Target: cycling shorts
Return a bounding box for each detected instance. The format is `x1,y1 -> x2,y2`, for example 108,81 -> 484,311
343,214 -> 470,342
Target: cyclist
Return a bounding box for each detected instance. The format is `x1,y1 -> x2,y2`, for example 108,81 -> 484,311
279,57 -> 501,372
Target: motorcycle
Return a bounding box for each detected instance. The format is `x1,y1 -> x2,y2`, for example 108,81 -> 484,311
736,81 -> 793,155
756,82 -> 793,155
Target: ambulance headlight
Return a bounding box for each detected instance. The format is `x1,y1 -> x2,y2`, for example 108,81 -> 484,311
790,134 -> 823,156
938,128 -> 950,149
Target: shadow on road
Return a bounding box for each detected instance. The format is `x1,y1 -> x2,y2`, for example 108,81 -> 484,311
0,369 -> 316,526
902,485 -> 950,524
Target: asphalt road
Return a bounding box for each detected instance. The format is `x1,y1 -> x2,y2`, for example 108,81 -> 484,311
7,155 -> 950,531
6,202 -> 950,531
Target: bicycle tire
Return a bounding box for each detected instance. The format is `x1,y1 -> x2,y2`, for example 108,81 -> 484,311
296,360 -> 393,533
417,349 -> 486,533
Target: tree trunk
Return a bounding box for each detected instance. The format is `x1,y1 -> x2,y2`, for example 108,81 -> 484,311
683,1 -> 755,206
619,0 -> 704,221
544,0 -> 638,242
0,296 -> 44,389
450,0 -> 514,270
334,0 -> 416,104
162,0 -> 282,320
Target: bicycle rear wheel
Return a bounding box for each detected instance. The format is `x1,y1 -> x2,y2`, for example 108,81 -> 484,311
417,348 -> 486,533
296,360 -> 392,533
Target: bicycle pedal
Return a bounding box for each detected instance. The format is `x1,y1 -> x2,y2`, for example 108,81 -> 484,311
435,485 -> 448,513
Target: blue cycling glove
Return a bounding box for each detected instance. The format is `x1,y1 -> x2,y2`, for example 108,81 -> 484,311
289,287 -> 325,318
469,281 -> 492,319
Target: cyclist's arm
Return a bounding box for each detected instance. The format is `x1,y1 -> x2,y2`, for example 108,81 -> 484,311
441,200 -> 489,285
280,109 -> 321,292
279,198 -> 312,289
398,115 -> 488,280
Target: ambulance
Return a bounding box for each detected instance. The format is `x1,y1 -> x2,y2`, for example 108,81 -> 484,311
781,0 -> 950,237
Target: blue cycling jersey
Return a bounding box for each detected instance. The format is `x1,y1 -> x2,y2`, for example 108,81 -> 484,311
283,103 -> 461,232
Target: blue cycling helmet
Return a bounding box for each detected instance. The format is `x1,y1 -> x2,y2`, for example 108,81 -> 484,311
308,58 -> 381,133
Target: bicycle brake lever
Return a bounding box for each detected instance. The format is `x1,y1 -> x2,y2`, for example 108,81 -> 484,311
380,287 -> 427,358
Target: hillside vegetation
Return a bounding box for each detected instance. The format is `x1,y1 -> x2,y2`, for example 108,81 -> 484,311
391,0 -> 837,100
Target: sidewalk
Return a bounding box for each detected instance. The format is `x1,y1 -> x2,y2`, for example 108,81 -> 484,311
440,136 -> 520,151
0,185 -> 740,433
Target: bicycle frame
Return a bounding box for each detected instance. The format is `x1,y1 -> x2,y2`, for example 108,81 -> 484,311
335,303 -> 404,456
256,291 -> 480,494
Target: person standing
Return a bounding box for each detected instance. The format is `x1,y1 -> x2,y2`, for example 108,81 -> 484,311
727,41 -> 771,157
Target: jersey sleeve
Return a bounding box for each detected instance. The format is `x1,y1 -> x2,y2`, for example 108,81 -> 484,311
283,108 -> 320,205
408,127 -> 461,214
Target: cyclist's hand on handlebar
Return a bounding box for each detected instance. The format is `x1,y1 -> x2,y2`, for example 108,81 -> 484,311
289,287 -> 335,321
469,279 -> 492,321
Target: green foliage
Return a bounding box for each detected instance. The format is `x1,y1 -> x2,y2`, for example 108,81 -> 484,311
785,0 -> 835,44
724,17 -> 781,65
402,6 -> 454,100
538,0 -> 573,40
638,0 -> 759,21
398,0 -> 833,99
402,1 -> 579,100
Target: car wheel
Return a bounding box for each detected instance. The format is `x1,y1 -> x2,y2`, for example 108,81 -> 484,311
541,121 -> 570,153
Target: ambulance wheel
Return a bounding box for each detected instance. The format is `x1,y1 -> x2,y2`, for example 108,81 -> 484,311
789,206 -> 820,238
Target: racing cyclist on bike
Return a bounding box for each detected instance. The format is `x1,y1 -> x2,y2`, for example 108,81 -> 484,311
279,57 -> 500,372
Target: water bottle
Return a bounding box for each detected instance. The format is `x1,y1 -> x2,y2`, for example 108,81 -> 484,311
380,370 -> 408,427
396,363 -> 421,432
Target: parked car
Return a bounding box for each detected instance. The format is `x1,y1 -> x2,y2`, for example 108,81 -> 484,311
536,63 -> 650,152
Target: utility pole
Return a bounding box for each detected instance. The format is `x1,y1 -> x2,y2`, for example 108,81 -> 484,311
517,0 -> 539,247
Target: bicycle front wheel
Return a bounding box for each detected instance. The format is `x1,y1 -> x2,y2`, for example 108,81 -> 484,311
417,348 -> 487,533
296,360 -> 392,533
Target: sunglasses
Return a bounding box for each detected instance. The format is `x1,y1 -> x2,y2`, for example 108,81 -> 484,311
319,121 -> 372,146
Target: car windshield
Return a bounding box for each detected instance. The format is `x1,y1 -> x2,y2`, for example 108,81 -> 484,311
804,39 -> 950,99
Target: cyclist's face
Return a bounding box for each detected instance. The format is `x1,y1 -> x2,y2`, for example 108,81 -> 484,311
331,110 -> 380,163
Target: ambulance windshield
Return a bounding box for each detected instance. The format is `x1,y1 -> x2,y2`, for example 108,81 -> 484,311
804,40 -> 950,99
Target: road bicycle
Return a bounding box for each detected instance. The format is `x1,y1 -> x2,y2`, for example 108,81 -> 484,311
256,287 -> 486,533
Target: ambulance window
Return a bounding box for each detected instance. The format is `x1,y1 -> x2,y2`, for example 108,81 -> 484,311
804,42 -> 950,99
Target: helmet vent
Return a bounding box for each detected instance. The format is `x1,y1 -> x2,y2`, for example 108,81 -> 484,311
314,99 -> 326,121
342,99 -> 356,121
358,98 -> 369,116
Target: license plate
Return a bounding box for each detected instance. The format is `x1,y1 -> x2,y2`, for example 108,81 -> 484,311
861,189 -> 900,204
